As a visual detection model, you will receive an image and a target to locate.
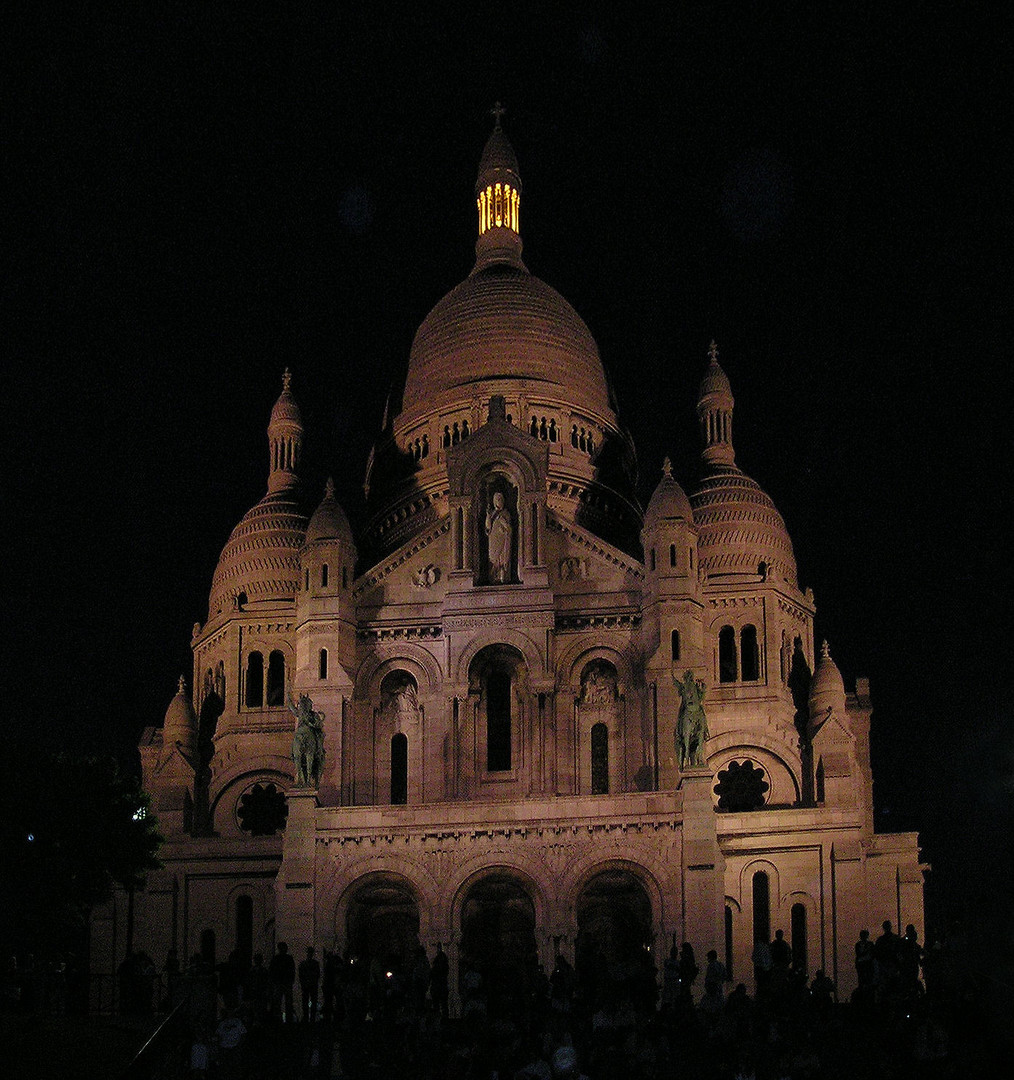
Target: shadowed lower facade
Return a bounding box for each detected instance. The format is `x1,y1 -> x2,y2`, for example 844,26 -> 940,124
92,118 -> 925,1011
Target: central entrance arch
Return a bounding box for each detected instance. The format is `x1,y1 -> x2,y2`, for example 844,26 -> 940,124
344,875 -> 420,993
575,869 -> 655,1010
459,873 -> 538,1018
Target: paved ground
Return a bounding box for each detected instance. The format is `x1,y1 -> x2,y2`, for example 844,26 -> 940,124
3,1013 -> 159,1080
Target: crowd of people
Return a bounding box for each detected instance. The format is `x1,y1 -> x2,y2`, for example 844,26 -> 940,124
4,916 -> 1003,1078
134,915 -> 999,1078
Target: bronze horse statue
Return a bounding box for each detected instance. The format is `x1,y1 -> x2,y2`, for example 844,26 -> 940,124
675,670 -> 709,769
288,693 -> 325,787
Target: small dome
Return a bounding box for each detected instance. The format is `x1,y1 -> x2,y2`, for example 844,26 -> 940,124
208,493 -> 308,617
305,478 -> 354,547
270,368 -> 303,427
163,676 -> 197,750
643,458 -> 693,528
477,123 -> 520,179
809,641 -> 846,726
691,467 -> 798,585
698,351 -> 733,401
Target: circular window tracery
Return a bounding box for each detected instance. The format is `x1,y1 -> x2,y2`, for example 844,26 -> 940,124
237,782 -> 288,836
714,759 -> 769,811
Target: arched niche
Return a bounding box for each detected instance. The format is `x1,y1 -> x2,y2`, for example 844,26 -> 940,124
374,670 -> 419,805
468,644 -> 529,779
576,659 -> 623,795
477,473 -> 520,585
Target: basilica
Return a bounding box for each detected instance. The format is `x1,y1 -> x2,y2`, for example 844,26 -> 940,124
91,119 -> 925,1009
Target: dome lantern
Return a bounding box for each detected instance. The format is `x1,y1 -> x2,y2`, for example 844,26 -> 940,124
697,341 -> 736,470
267,368 -> 303,494
474,104 -> 524,272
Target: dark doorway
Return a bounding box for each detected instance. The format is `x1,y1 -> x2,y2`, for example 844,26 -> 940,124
345,878 -> 420,980
575,870 -> 654,1010
460,875 -> 537,1018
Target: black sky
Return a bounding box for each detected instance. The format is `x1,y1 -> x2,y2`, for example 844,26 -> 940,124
5,4 -> 1011,925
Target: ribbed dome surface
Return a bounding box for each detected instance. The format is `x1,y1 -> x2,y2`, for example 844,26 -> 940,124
691,467 -> 797,585
270,387 -> 302,426
209,493 -> 308,617
401,265 -> 614,420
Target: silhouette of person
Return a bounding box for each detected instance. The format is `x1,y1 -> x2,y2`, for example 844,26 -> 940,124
298,946 -> 320,1022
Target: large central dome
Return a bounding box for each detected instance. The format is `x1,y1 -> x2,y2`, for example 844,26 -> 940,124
363,116 -> 638,559
401,264 -> 614,422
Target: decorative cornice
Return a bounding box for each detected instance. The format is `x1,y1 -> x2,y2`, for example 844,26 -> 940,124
357,624 -> 443,642
556,612 -> 641,632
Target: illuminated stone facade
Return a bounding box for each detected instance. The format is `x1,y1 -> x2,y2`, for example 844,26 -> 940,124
93,120 -> 926,1010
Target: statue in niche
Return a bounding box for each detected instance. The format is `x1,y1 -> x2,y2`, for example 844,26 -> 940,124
581,662 -> 618,705
288,692 -> 325,787
675,670 -> 709,770
484,488 -> 513,584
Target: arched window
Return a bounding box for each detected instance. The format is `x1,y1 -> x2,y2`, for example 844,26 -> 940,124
719,625 -> 738,683
591,723 -> 609,794
235,894 -> 253,967
815,758 -> 825,802
752,871 -> 770,945
342,566 -> 348,589
487,669 -> 512,772
671,629 -> 681,663
741,624 -> 760,681
669,543 -> 677,568
650,549 -> 656,571
245,652 -> 264,708
266,650 -> 285,706
725,905 -> 734,979
391,733 -> 408,805
304,568 -> 309,590
321,563 -> 329,588
791,903 -> 807,976
318,648 -> 328,680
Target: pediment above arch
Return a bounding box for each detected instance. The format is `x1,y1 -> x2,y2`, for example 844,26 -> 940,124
445,399 -> 549,497
546,512 -> 645,592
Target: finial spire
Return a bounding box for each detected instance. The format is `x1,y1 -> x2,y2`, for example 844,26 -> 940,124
282,367 -> 292,392
708,340 -> 719,365
177,674 -> 187,696
490,101 -> 506,129
662,456 -> 673,478
325,476 -> 335,499
820,640 -> 831,659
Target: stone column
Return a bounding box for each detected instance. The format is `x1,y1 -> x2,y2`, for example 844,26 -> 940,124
275,789 -> 318,955
679,768 -> 724,962
831,839 -> 864,1001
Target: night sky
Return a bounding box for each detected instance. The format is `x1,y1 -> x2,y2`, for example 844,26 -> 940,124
5,6 -> 1010,929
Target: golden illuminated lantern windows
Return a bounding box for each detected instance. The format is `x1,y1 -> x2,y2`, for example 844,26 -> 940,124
476,182 -> 520,235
